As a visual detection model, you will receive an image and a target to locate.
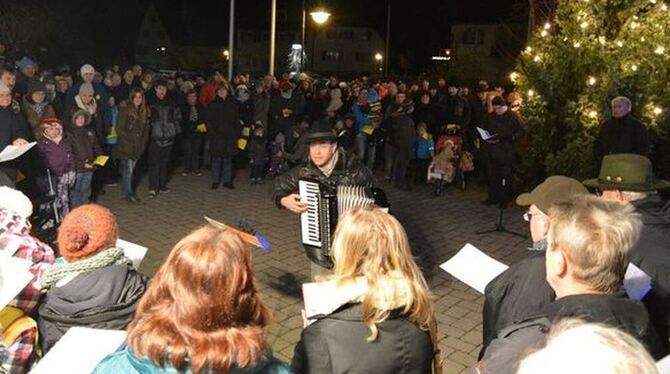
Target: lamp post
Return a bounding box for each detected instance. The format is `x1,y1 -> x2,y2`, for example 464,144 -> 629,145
374,52 -> 383,74
307,9 -> 330,73
300,3 -> 330,73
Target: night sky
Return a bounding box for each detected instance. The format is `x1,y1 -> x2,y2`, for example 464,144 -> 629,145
7,0 -> 522,72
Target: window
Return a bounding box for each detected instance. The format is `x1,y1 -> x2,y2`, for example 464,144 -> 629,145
462,29 -> 484,44
322,50 -> 344,61
342,30 -> 354,40
360,31 -> 372,41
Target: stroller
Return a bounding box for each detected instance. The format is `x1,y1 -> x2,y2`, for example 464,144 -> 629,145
427,124 -> 468,196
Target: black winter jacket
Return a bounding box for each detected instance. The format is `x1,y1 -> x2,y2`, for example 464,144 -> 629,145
38,264 -> 147,353
272,148 -> 373,268
475,292 -> 664,374
594,113 -> 650,165
148,97 -> 181,147
291,303 -> 433,374
206,96 -> 241,158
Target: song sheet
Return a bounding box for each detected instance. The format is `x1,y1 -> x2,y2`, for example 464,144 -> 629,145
623,262 -> 652,301
440,243 -> 509,294
116,239 -> 148,270
31,327 -> 126,374
0,142 -> 36,163
0,257 -> 33,309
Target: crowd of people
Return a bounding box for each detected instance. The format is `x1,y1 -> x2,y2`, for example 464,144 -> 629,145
1,55 -> 667,374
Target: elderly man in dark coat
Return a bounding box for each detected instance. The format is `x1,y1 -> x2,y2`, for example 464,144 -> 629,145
207,84 -> 241,190
594,96 -> 650,167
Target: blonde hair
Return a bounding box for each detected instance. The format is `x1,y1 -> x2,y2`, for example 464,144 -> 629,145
547,195 -> 641,293
329,207 -> 434,341
517,319 -> 658,374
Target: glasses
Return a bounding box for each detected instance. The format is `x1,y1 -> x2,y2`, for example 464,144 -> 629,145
523,211 -> 533,222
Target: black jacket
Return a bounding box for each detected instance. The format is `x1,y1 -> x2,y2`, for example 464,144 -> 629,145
291,303 -> 433,374
272,148 -> 373,268
482,110 -> 523,164
481,253 -> 554,357
148,97 -> 181,147
594,113 -> 650,165
475,292 -> 663,374
206,96 -> 241,158
0,105 -> 30,179
38,264 -> 147,353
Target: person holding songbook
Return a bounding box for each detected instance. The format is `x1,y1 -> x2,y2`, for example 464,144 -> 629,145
291,208 -> 439,374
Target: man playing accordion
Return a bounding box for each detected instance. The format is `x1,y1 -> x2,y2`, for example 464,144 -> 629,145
273,119 -> 374,278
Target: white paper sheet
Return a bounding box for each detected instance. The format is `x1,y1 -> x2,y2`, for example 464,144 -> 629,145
116,239 -> 148,270
440,243 -> 509,294
30,327 -> 126,374
623,263 -> 652,301
0,142 -> 36,163
0,257 -> 33,310
657,354 -> 670,373
476,127 -> 497,141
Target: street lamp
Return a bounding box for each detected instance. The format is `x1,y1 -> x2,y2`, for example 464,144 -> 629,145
301,3 -> 331,73
374,52 -> 383,73
310,10 -> 331,24
222,49 -> 230,61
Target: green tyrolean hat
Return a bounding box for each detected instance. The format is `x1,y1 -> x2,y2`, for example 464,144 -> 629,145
583,153 -> 670,191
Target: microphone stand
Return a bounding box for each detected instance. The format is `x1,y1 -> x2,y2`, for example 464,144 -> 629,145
476,177 -> 526,238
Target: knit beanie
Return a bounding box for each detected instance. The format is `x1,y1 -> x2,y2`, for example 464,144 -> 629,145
79,82 -> 94,96
80,64 -> 95,76
17,56 -> 36,71
27,78 -> 47,96
58,204 -> 119,261
0,186 -> 33,219
41,117 -> 63,135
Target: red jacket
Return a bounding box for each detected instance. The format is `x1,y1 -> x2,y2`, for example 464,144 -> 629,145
198,80 -> 217,107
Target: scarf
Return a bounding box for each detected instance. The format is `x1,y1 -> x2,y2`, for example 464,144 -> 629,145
42,247 -> 131,288
75,95 -> 97,116
28,100 -> 49,117
189,105 -> 198,122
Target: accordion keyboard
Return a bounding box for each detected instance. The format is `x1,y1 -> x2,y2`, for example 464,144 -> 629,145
299,180 -> 323,248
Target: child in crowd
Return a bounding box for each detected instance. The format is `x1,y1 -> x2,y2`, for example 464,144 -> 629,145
415,122 -> 434,184
247,122 -> 268,184
36,117 -> 76,217
69,109 -> 102,208
267,132 -> 287,178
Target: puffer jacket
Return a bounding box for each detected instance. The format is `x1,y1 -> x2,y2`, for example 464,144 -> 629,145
291,303 -> 433,374
272,148 -> 374,268
38,264 -> 147,353
114,101 -> 150,160
148,98 -> 181,147
94,348 -> 291,374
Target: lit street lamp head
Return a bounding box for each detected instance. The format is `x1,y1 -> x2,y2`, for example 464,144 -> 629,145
375,53 -> 383,61
310,10 -> 331,24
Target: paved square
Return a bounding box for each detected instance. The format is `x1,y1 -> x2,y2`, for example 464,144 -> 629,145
97,168 -> 530,373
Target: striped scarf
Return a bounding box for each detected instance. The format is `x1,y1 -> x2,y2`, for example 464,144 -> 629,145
43,247 -> 131,288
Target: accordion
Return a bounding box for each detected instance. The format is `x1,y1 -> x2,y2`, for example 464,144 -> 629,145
299,179 -> 389,261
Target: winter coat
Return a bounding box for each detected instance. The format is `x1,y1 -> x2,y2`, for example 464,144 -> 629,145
94,347 -> 291,374
36,136 -> 75,176
482,110 -> 523,165
270,93 -> 303,135
291,303 -> 433,374
114,102 -> 150,160
0,105 -> 29,150
389,108 -> 416,158
180,102 -> 206,139
481,253 -> 554,357
475,292 -> 664,374
22,96 -> 56,140
68,98 -> 105,147
443,94 -> 471,127
68,125 -> 102,172
148,97 -> 181,147
594,113 -> 650,165
416,136 -> 434,160
207,96 -> 241,158
252,92 -> 271,127
38,264 -> 148,353
248,135 -> 268,165
239,98 -> 254,125
272,148 -> 373,268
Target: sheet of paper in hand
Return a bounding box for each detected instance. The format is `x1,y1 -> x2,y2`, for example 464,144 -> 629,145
623,262 -> 652,301
440,243 -> 509,294
31,327 -> 126,374
116,239 -> 148,270
476,127 -> 498,142
657,354 -> 670,372
0,141 -> 36,163
0,257 -> 33,310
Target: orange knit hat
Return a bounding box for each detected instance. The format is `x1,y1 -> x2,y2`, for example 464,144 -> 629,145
57,204 -> 119,261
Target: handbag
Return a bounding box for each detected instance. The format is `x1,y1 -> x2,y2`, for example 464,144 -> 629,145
460,151 -> 475,172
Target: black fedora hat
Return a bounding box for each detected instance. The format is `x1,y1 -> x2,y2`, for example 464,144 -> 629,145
307,119 -> 337,143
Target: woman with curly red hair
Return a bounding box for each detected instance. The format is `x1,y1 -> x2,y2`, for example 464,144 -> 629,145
94,225 -> 290,374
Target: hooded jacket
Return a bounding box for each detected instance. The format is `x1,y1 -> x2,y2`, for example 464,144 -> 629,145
68,124 -> 102,172
114,101 -> 150,160
38,264 -> 147,353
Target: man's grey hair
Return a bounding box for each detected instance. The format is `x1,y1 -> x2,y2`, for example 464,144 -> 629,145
611,96 -> 632,111
517,318 -> 658,374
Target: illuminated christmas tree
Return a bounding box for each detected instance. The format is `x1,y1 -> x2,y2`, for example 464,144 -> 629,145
513,0 -> 670,186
